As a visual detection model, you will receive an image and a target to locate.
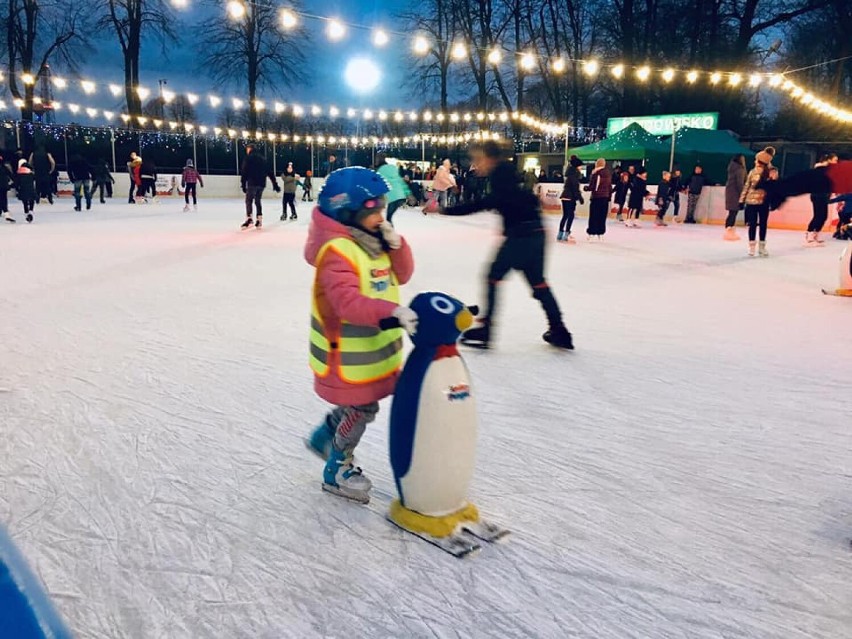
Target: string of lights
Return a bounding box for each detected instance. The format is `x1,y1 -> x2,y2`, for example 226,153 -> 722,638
5,117 -> 507,147
3,2 -> 849,128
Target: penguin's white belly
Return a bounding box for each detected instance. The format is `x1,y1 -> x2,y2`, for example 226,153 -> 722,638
399,357 -> 478,516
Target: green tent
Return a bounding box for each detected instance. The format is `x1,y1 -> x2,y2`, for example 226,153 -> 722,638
571,122 -> 697,183
666,127 -> 753,184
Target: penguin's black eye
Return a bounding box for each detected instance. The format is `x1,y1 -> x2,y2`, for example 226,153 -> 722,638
430,296 -> 454,315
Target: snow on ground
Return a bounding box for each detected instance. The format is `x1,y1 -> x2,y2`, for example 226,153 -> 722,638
1,196 -> 851,639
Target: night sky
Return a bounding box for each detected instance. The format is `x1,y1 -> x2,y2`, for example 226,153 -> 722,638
79,0 -> 410,123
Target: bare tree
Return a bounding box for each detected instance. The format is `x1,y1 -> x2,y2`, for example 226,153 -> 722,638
99,0 -> 177,116
2,0 -> 89,121
401,0 -> 456,111
201,0 -> 308,132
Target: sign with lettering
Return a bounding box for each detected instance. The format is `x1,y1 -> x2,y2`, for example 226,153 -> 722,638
606,112 -> 719,136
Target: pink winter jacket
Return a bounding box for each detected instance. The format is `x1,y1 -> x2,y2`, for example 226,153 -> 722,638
304,207 -> 415,406
432,166 -> 456,192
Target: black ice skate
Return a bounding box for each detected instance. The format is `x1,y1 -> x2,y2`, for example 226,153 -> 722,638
26,213 -> 33,223
240,217 -> 253,230
290,213 -> 297,221
543,325 -> 574,350
255,216 -> 263,229
460,322 -> 490,349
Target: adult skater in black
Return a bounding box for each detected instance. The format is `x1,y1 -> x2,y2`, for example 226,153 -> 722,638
430,139 -> 574,350
240,145 -> 280,229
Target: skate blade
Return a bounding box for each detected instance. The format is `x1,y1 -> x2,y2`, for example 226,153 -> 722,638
322,482 -> 370,504
461,520 -> 511,543
387,516 -> 480,558
460,339 -> 490,350
822,289 -> 852,297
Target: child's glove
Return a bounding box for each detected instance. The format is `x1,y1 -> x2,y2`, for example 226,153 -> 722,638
392,306 -> 419,335
379,220 -> 402,249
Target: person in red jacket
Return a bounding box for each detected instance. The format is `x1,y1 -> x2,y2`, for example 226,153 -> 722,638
585,158 -> 612,239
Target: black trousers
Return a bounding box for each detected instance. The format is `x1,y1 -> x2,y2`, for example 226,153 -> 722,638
0,188 -> 7,213
745,204 -> 770,241
559,200 -> 576,234
808,199 -> 828,233
246,186 -> 264,217
587,198 -> 608,235
386,198 -> 404,223
725,209 -> 739,227
484,232 -> 563,328
129,181 -> 136,203
282,192 -> 297,217
94,182 -> 112,202
184,183 -> 197,205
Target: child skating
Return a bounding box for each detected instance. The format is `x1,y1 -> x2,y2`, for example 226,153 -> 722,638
431,140 -> 574,350
304,167 -> 416,503
740,147 -> 775,257
181,160 -> 204,211
15,160 -> 36,223
625,168 -> 650,227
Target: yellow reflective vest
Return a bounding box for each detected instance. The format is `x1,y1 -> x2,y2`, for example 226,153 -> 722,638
310,237 -> 404,384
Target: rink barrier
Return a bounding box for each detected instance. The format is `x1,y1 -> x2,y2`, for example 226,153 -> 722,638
53,173 -> 830,231
534,182 -> 838,231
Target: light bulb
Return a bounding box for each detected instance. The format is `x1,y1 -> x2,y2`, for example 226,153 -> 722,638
280,9 -> 297,29
710,72 -> 722,84
749,73 -> 762,87
327,19 -> 346,41
226,1 -> 245,19
487,49 -> 502,65
636,66 -> 651,81
520,52 -> 536,71
553,58 -> 566,73
413,36 -> 429,55
728,73 -> 742,86
686,70 -> 698,83
661,68 -> 675,83
373,29 -> 389,47
451,42 -> 467,60
611,64 -> 624,79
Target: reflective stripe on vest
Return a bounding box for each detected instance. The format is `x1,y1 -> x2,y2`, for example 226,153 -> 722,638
310,237 -> 403,384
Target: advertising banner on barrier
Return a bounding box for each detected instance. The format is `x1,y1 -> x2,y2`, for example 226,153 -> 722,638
57,173 -> 182,196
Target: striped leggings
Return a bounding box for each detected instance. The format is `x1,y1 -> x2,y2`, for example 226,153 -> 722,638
321,402 -> 380,455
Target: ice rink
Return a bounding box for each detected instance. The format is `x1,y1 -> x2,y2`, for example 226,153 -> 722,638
1,197 -> 851,638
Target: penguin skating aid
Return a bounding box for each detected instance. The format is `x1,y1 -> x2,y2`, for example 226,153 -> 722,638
822,240 -> 852,297
381,292 -> 509,557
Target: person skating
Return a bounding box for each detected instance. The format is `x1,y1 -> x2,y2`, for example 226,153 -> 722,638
29,145 -> 55,205
302,170 -> 313,202
15,160 -> 36,223
280,163 -> 298,221
625,168 -> 651,227
240,145 -> 279,229
432,159 -> 456,209
684,165 -> 710,223
138,157 -> 158,203
669,167 -> 684,222
585,158 -> 612,240
740,147 -> 775,257
67,154 -> 93,211
805,153 -> 838,247
655,170 -> 673,226
91,159 -> 115,204
829,193 -> 852,239
612,171 -> 630,222
303,167 -> 416,503
126,152 -> 141,203
558,155 -> 584,243
179,159 -> 203,211
723,154 -> 747,240
0,153 -> 14,222
431,140 -> 574,350
376,153 -> 411,225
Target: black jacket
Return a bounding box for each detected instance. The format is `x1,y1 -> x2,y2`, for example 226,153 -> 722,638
0,162 -> 13,190
241,153 -> 279,190
560,167 -> 583,202
628,176 -> 649,209
140,159 -> 157,180
656,179 -> 673,202
686,173 -> 710,194
612,179 -> 631,204
443,161 -> 543,237
67,156 -> 92,182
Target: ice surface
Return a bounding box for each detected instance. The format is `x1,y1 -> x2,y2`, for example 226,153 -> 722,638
1,198 -> 851,639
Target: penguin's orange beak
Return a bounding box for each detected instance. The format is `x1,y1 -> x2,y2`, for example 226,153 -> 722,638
455,308 -> 474,331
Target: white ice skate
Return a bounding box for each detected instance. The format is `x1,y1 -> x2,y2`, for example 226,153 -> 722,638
322,450 -> 372,504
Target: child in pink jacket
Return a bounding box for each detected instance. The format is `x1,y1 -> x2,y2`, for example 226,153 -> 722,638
304,167 -> 416,503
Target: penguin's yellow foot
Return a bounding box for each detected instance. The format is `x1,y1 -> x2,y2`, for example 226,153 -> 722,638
389,500 -> 479,538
